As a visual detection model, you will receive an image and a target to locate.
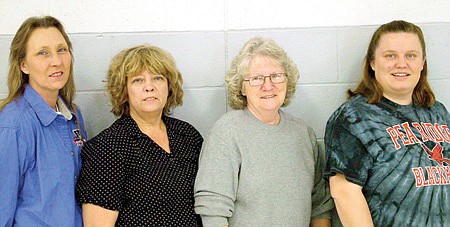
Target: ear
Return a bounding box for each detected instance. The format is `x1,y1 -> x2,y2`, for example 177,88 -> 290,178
241,84 -> 246,96
20,62 -> 30,74
421,58 -> 426,70
369,60 -> 375,71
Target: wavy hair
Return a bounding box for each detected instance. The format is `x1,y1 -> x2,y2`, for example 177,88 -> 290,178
107,45 -> 184,116
348,20 -> 435,107
0,16 -> 76,111
226,37 -> 300,110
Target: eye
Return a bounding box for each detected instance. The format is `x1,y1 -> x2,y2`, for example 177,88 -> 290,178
406,53 -> 416,59
271,73 -> 283,79
131,77 -> 144,84
153,75 -> 165,82
251,76 -> 265,82
385,54 -> 396,59
38,50 -> 49,55
58,47 -> 68,53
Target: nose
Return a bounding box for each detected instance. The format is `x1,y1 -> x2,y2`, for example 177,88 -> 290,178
261,76 -> 274,89
50,53 -> 63,66
395,56 -> 407,68
144,80 -> 155,92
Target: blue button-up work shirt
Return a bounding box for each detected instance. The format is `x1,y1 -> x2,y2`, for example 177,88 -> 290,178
0,84 -> 86,226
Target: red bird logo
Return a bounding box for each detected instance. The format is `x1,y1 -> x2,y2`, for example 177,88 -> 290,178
420,143 -> 450,165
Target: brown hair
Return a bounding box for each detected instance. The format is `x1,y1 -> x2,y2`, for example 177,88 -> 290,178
107,45 -> 184,116
348,20 -> 435,107
0,15 -> 77,111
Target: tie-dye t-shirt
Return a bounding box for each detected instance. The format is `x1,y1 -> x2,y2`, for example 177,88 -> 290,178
325,95 -> 450,226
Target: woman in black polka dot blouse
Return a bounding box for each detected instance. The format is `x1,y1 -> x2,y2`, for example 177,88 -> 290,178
76,45 -> 203,226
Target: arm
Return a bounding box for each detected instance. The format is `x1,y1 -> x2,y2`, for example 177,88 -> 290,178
76,131 -> 126,223
82,203 -> 119,227
330,174 -> 374,227
194,122 -> 240,227
310,218 -> 331,227
0,127 -> 23,226
308,127 -> 333,226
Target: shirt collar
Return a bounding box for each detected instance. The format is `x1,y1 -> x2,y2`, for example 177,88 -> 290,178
57,98 -> 73,120
119,115 -> 171,138
119,116 -> 146,138
23,84 -> 74,126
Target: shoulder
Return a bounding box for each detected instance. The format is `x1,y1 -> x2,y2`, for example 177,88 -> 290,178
202,110 -> 247,140
430,100 -> 449,113
282,110 -> 314,132
426,101 -> 450,122
281,110 -> 317,143
0,97 -> 37,131
165,116 -> 203,140
281,111 -> 309,128
327,95 -> 376,124
84,118 -> 130,149
213,110 -> 246,127
208,110 -> 244,133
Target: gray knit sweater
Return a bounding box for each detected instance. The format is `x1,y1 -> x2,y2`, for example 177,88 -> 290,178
194,109 -> 333,227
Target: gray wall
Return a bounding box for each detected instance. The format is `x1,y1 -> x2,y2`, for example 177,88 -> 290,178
1,23 -> 449,144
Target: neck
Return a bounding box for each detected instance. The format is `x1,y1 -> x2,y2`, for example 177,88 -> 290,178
44,95 -> 59,111
383,94 -> 413,105
247,108 -> 280,125
130,110 -> 165,133
32,87 -> 60,111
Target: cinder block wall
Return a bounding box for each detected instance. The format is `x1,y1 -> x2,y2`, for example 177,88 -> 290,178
1,23 -> 449,145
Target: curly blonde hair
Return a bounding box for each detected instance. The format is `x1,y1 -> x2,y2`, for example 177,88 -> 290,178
107,45 -> 183,116
226,37 -> 300,110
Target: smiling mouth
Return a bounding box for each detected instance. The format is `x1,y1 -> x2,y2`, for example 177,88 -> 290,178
392,73 -> 410,77
49,72 -> 63,77
261,95 -> 276,99
143,97 -> 157,101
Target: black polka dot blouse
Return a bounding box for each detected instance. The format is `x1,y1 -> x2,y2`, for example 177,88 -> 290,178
76,115 -> 203,226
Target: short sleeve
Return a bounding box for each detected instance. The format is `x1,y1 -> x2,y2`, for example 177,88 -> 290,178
76,135 -> 126,211
324,112 -> 373,186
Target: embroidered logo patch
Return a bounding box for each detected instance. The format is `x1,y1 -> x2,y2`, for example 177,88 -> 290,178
72,129 -> 86,147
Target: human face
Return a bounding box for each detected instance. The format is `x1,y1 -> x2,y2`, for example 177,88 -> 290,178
371,32 -> 425,104
242,55 -> 287,120
127,70 -> 168,119
20,27 -> 71,99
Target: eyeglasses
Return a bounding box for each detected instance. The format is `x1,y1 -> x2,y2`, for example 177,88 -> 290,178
243,73 -> 288,86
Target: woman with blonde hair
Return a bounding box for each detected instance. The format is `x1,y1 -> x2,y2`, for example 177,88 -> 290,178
0,16 -> 86,226
76,45 -> 203,226
194,37 -> 333,227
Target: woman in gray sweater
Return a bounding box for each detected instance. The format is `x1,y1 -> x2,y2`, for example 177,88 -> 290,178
194,37 -> 334,227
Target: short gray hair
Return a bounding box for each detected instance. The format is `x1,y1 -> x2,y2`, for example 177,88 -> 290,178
225,37 -> 300,110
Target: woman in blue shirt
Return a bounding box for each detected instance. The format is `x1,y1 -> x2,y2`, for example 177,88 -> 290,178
0,16 -> 87,226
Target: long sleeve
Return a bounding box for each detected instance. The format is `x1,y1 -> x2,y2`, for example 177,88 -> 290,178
194,124 -> 241,227
0,126 -> 24,226
195,110 -> 322,226
309,127 -> 334,221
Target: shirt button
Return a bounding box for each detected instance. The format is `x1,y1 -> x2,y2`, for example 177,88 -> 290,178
75,175 -> 78,179
70,151 -> 74,156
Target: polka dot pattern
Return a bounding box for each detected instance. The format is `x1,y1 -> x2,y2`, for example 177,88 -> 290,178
76,115 -> 203,226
